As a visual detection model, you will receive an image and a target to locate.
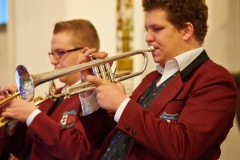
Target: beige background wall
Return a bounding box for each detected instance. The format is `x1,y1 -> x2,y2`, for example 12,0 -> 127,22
0,0 -> 239,159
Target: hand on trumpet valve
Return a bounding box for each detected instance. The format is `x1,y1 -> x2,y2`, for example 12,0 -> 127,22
84,74 -> 127,112
77,48 -> 106,63
1,99 -> 36,122
2,104 -> 8,112
77,48 -> 109,81
77,48 -> 97,81
77,48 -> 109,98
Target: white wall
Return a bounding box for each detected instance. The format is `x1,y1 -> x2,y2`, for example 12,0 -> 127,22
5,0 -> 67,96
205,0 -> 240,73
65,0 -> 116,55
0,0 -> 239,159
0,24 -> 9,85
6,0 -> 117,97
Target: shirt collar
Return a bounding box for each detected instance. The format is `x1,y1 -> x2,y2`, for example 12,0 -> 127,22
156,47 -> 204,74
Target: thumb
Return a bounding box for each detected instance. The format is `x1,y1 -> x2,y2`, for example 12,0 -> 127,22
115,82 -> 126,94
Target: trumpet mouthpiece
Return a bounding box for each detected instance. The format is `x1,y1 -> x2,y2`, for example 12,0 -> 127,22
147,46 -> 154,52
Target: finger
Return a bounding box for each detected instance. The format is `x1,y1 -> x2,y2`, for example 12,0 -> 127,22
0,85 -> 9,92
77,56 -> 88,64
0,84 -> 17,93
0,95 -> 5,100
3,104 -> 11,113
85,75 -> 108,86
83,48 -> 97,57
115,81 -> 124,88
9,83 -> 17,91
7,98 -> 19,108
91,52 -> 108,59
81,47 -> 89,53
77,48 -> 97,64
115,81 -> 126,94
1,110 -> 14,118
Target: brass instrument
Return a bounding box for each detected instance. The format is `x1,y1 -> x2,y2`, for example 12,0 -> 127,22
15,46 -> 154,101
0,81 -> 56,127
0,91 -> 21,107
0,95 -> 49,127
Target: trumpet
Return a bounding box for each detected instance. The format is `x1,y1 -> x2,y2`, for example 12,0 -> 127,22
0,81 -> 56,127
0,80 -> 56,107
15,46 -> 154,100
0,91 -> 21,107
0,95 -> 49,127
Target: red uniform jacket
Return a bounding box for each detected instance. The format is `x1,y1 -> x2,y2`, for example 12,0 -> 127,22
0,126 -> 10,159
81,50 -> 238,160
3,88 -> 108,160
0,126 -> 4,154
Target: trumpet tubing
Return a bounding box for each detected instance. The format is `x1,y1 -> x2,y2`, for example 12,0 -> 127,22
0,80 -> 56,127
0,91 -> 23,127
0,117 -> 11,127
0,92 -> 21,107
61,71 -> 132,98
15,46 -> 154,100
0,95 -> 49,128
34,95 -> 49,106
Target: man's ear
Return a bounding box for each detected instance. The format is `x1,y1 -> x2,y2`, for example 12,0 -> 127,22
183,22 -> 194,40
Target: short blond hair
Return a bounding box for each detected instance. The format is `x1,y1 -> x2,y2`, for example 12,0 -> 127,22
53,19 -> 100,51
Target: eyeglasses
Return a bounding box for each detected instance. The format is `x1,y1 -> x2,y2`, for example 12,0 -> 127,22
48,47 -> 84,60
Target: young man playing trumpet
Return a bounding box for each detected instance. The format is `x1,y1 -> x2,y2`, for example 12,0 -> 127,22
0,19 -> 111,160
78,0 -> 238,159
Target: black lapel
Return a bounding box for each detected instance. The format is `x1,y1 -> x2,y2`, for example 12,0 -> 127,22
180,50 -> 209,80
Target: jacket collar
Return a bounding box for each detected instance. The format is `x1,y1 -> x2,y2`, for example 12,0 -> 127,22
180,50 -> 209,80
149,50 -> 209,116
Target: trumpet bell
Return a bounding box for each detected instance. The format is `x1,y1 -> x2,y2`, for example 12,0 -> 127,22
15,65 -> 35,102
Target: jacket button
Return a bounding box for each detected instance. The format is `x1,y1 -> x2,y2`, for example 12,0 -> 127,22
132,130 -> 137,135
125,126 -> 130,131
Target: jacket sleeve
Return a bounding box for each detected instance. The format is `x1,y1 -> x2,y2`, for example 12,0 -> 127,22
79,108 -> 115,148
4,122 -> 30,159
26,111 -> 98,160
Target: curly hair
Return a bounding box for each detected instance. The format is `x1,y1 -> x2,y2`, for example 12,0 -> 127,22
142,0 -> 208,43
53,19 -> 100,51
